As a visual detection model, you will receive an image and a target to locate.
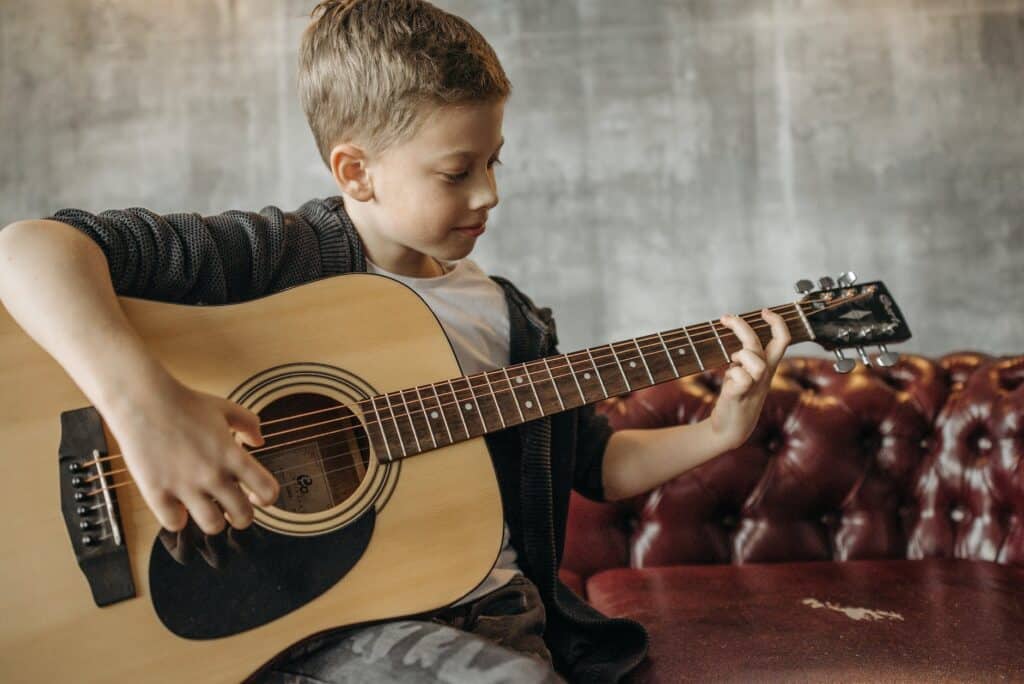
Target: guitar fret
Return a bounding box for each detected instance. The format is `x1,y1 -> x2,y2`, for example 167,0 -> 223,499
656,332 -> 681,378
683,326 -> 704,371
382,392 -> 409,459
460,376 -> 487,434
616,340 -> 649,390
508,364 -> 542,419
608,343 -> 632,392
400,387 -> 436,454
710,320 -> 730,363
446,379 -> 471,438
585,347 -> 609,398
501,367 -> 526,422
794,301 -> 815,339
480,371 -> 507,429
430,384 -> 454,444
396,389 -> 421,453
466,372 -> 501,433
413,386 -> 438,449
635,334 -> 677,383
364,399 -> 393,463
633,337 -> 656,384
369,396 -> 397,462
534,353 -> 599,410
541,357 -> 565,411
565,354 -> 587,403
570,354 -> 601,403
525,363 -> 543,415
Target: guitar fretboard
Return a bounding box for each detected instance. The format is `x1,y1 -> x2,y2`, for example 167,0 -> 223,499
360,302 -> 814,462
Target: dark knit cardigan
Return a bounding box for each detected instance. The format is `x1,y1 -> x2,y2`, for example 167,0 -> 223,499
47,196 -> 650,682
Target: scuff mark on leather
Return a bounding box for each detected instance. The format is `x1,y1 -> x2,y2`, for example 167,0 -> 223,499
801,598 -> 904,622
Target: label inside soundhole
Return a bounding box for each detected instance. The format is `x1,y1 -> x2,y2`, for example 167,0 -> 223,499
254,392 -> 371,515
261,442 -> 333,513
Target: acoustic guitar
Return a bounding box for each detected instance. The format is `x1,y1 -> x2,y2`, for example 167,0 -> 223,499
0,270 -> 910,682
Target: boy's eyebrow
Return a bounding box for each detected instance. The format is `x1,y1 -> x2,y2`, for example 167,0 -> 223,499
438,137 -> 504,160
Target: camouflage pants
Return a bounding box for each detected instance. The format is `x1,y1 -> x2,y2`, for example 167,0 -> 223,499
256,575 -> 566,683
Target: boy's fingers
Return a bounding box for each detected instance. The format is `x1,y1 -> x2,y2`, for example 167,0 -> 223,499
181,491 -> 227,536
150,490 -> 188,532
732,348 -> 766,382
211,480 -> 254,530
223,400 -> 265,447
761,308 -> 791,367
724,366 -> 753,396
234,448 -> 280,506
720,314 -> 764,359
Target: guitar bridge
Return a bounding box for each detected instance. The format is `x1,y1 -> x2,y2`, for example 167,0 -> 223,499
58,407 -> 136,606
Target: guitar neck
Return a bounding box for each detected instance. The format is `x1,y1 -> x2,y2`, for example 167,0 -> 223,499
360,301 -> 815,463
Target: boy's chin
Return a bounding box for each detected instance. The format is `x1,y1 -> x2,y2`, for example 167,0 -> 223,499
437,242 -> 477,261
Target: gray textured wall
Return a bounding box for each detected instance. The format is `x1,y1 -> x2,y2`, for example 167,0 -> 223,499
2,1 -> 1022,359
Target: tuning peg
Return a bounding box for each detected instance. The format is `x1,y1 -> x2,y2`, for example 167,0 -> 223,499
875,344 -> 899,367
794,279 -> 815,294
833,349 -> 856,374
836,271 -> 857,287
855,346 -> 872,366
818,276 -> 836,290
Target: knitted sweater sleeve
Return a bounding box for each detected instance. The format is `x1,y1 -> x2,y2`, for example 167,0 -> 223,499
44,198 -> 353,304
573,402 -> 614,502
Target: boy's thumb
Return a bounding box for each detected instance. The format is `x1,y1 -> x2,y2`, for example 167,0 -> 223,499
224,400 -> 265,447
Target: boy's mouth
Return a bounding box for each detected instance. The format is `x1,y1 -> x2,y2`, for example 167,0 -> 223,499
454,223 -> 486,237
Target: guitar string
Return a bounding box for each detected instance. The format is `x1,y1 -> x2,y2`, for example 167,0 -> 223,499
80,303 -> 811,487
78,296 -> 857,490
83,295 -> 842,479
81,295 -> 870,495
81,305 -> 804,495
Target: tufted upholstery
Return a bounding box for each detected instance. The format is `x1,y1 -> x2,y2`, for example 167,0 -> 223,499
563,351 -> 1024,579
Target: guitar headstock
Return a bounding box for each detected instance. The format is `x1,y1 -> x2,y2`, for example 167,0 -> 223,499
796,272 -> 912,373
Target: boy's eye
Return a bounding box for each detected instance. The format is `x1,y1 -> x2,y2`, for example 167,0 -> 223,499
442,157 -> 503,183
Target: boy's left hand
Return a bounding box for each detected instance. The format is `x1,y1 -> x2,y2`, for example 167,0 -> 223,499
709,309 -> 791,451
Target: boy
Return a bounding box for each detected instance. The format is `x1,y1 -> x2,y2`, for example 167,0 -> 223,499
0,1 -> 789,682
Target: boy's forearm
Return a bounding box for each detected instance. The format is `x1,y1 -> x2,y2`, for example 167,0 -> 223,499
0,220 -> 172,418
601,419 -> 732,502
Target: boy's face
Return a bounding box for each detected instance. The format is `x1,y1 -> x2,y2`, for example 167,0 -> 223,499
339,99 -> 505,278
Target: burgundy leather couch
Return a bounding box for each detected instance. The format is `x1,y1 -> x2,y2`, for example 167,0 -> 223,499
561,352 -> 1024,682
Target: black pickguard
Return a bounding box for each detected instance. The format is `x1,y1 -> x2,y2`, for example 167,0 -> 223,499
149,507 -> 374,640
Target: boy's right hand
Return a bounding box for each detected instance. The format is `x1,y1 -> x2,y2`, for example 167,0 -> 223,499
103,371 -> 281,536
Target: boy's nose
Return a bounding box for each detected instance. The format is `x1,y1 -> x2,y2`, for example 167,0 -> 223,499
469,174 -> 499,211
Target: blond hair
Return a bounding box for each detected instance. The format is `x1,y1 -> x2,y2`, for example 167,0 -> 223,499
298,0 -> 511,168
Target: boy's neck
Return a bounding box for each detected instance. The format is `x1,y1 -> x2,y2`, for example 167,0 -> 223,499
341,196 -> 447,278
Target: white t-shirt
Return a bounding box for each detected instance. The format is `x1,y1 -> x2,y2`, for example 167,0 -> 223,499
364,256 -> 523,606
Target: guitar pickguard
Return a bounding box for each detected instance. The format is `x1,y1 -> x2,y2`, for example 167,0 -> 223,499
149,506 -> 374,640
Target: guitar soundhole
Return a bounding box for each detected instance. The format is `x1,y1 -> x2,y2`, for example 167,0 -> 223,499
254,393 -> 370,515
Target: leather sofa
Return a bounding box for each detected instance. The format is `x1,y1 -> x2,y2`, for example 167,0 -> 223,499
561,352 -> 1024,682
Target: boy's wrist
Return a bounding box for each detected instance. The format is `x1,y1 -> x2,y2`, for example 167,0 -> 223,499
87,340 -> 179,422
702,414 -> 742,455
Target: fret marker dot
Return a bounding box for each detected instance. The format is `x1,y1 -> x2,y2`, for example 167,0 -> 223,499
430,411 -> 439,419
678,349 -> 686,355
516,376 -> 523,384
629,361 -> 637,368
464,403 -> 473,411
584,372 -> 591,380
525,400 -> 534,409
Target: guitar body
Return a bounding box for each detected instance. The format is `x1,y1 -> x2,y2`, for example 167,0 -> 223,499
0,273 -> 503,683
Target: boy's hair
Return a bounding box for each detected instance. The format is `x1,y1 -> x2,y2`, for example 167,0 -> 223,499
299,0 -> 511,168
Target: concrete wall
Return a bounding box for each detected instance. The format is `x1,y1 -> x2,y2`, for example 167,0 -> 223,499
2,0 -> 1021,358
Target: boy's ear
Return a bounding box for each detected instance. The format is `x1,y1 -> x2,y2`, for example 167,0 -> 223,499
329,143 -> 373,201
